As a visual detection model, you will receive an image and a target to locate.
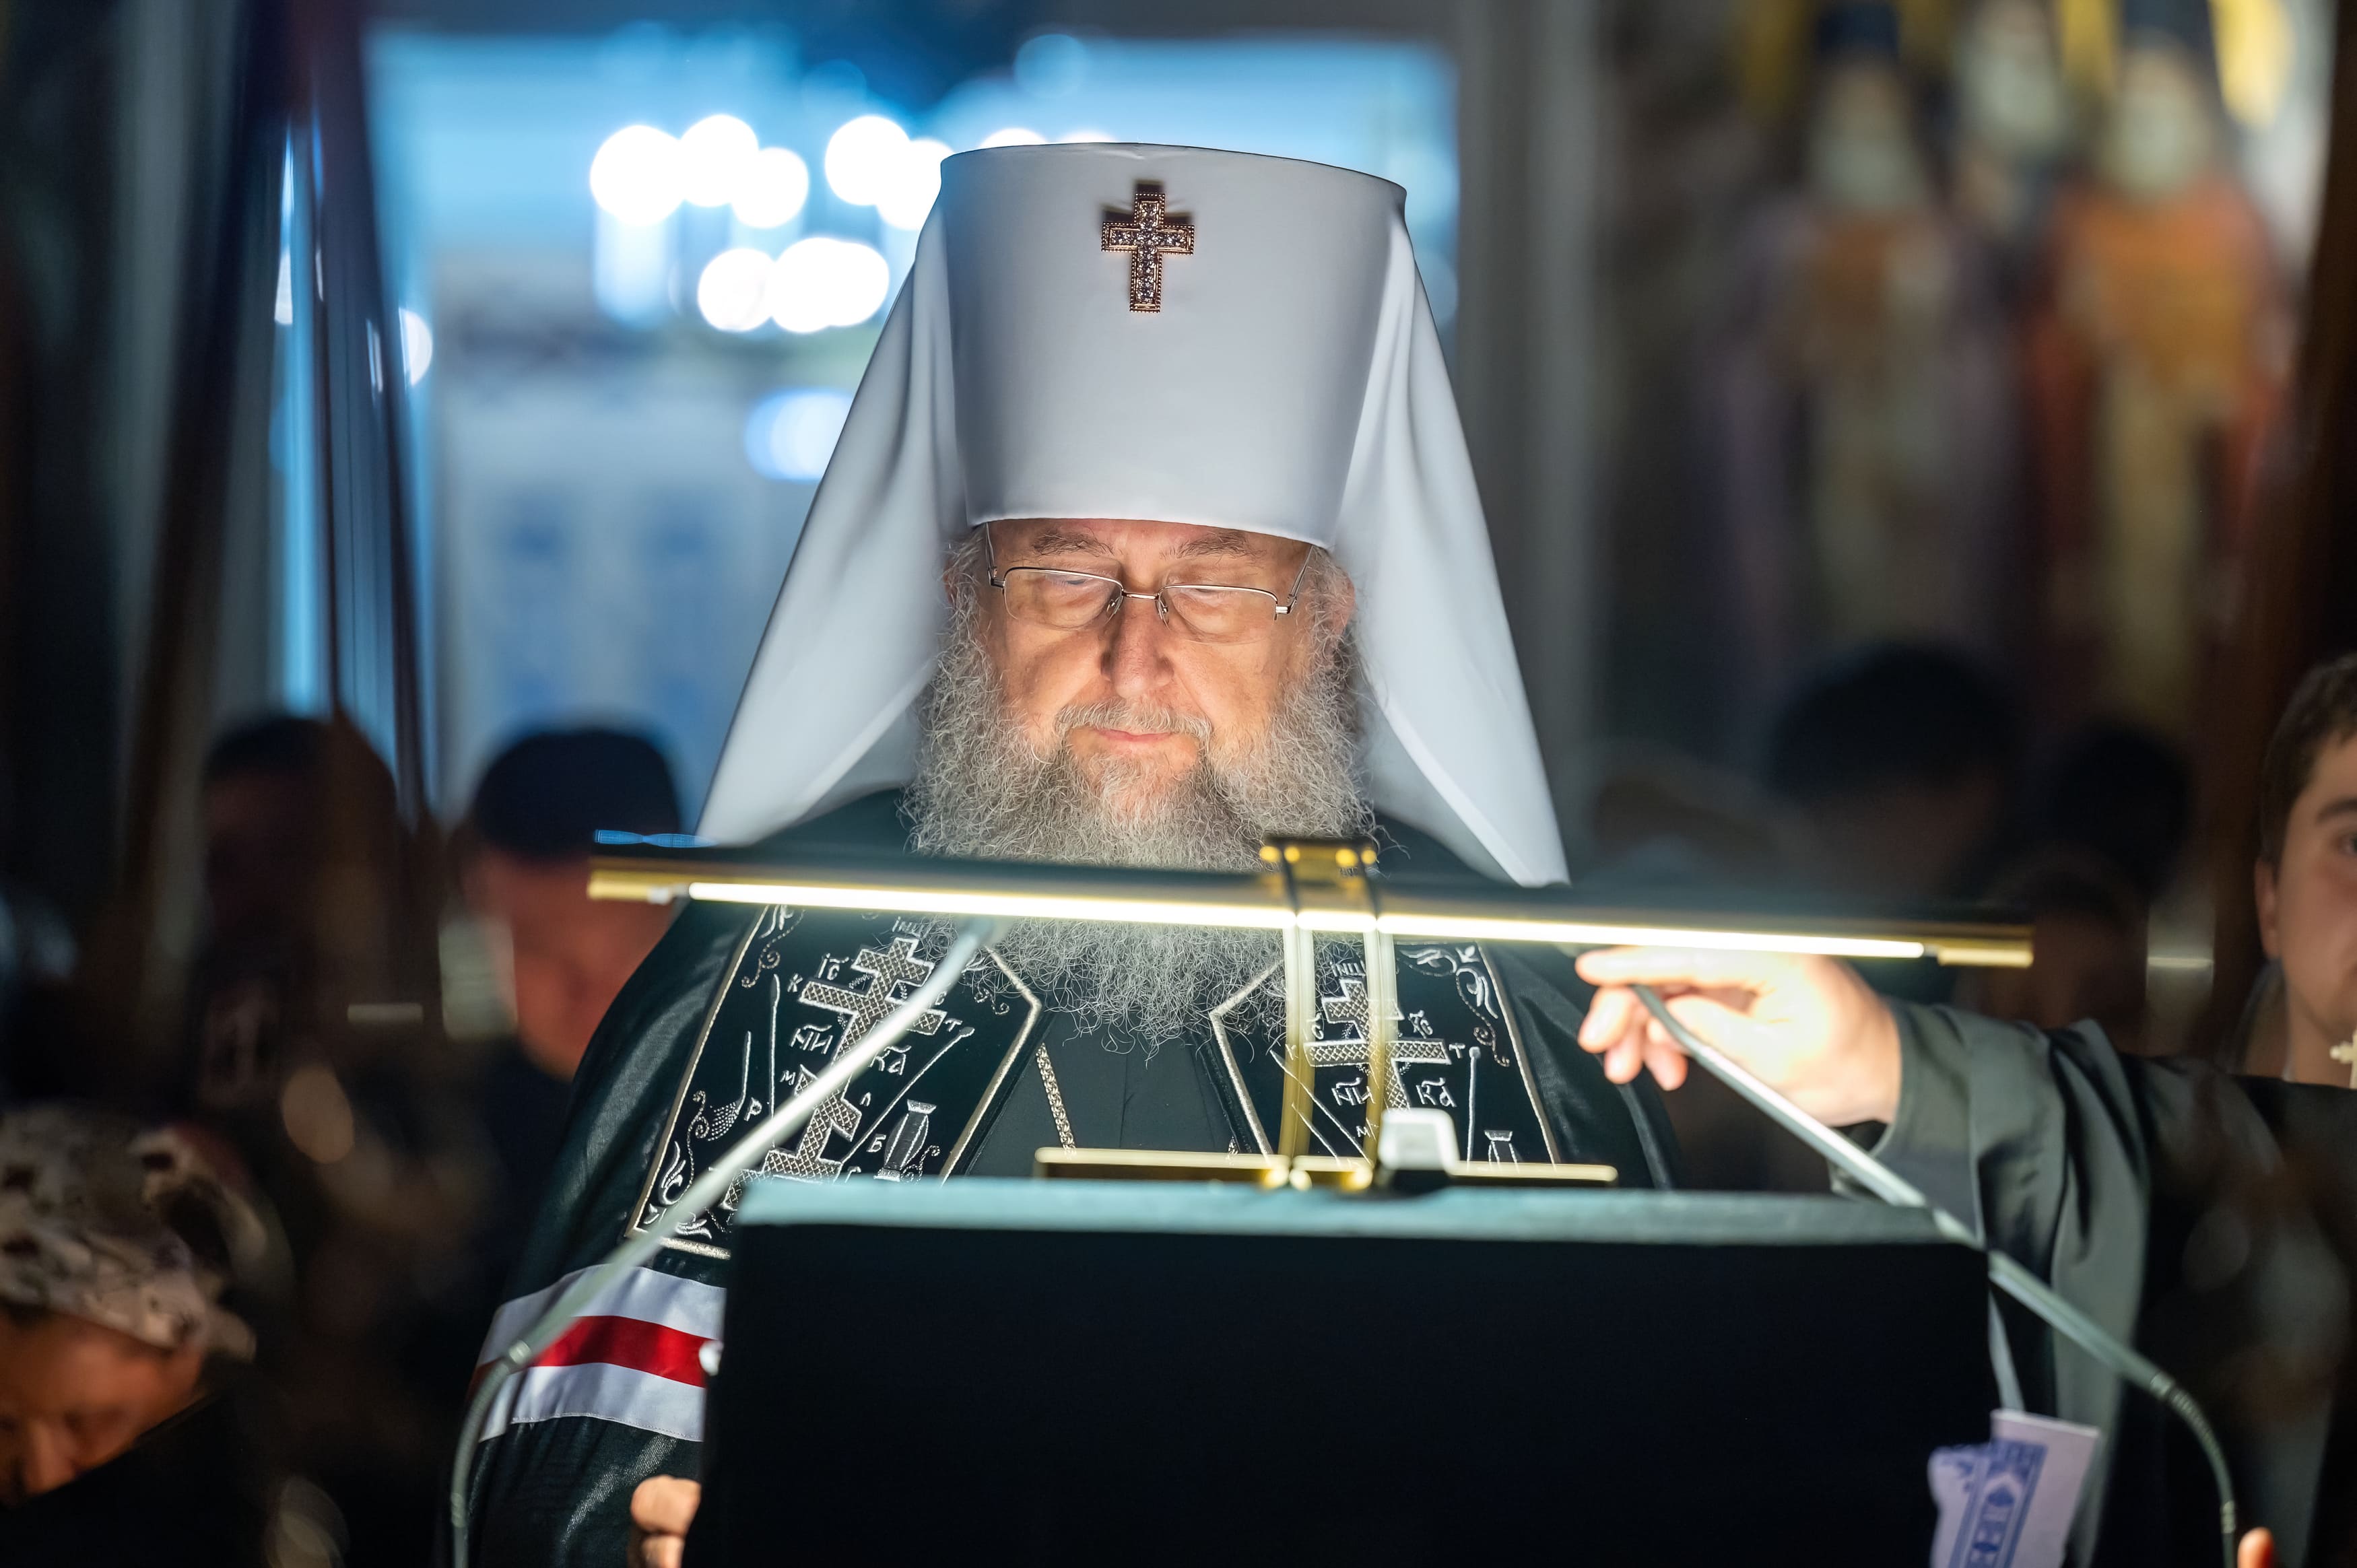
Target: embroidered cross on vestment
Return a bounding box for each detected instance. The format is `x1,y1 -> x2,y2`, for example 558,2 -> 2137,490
1101,181 -> 1193,312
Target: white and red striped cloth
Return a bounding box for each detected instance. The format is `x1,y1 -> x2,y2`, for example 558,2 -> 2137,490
473,1266 -> 725,1443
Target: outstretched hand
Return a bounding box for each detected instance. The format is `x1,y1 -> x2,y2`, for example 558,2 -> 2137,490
1572,948 -> 1904,1128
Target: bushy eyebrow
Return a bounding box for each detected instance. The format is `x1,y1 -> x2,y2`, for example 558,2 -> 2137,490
1021,526 -> 1119,557
1170,530 -> 1259,561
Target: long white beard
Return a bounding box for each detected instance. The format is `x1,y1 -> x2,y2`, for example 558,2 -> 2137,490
904,584 -> 1370,1048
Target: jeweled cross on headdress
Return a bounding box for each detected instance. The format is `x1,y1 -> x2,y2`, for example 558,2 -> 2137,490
1101,181 -> 1193,312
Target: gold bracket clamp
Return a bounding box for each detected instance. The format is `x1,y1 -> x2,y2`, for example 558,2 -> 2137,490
1259,836 -> 1390,1161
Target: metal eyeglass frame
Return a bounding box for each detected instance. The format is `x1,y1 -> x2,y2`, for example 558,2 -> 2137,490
981,522 -> 1313,638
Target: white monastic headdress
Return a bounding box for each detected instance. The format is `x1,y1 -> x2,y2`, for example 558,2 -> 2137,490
700,143 -> 1567,886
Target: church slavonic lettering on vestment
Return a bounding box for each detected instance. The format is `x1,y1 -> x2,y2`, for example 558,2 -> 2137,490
872,1101 -> 937,1180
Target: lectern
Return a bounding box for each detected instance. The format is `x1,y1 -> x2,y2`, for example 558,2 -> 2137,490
688,1180 -> 1996,1566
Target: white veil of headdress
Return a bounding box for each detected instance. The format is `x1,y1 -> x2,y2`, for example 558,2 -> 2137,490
700,143 -> 1566,887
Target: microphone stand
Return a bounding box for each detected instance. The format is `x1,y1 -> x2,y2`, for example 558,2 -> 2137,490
1628,984 -> 2237,1568
445,916 -> 1002,1568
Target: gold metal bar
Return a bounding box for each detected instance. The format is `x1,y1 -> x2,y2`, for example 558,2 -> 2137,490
1030,1147 -> 1616,1188
1432,1161 -> 1618,1188
1033,1148 -> 1290,1185
1286,1155 -> 1374,1191
1361,925 -> 1397,1160
1925,938 -> 2036,969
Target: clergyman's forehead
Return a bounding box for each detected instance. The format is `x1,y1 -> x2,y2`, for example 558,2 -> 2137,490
989,520 -> 1291,561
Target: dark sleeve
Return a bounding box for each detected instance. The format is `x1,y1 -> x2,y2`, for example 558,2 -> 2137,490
1487,944 -> 1681,1189
471,1424 -> 696,1568
466,901 -> 756,1568
1873,1004 -> 2342,1567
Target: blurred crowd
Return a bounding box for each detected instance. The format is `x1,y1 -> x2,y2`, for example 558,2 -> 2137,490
0,720 -> 684,1561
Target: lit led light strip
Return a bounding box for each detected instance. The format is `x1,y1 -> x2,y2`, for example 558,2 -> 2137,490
591,870 -> 2027,966
1370,914 -> 1922,961
682,879 -> 1291,932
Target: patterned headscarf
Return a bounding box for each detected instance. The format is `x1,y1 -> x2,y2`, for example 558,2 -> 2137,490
0,1106 -> 263,1357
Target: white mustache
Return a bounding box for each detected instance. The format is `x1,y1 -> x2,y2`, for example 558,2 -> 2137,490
1054,701 -> 1212,745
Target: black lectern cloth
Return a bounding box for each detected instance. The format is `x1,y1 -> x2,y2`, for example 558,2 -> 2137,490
694,1183 -> 1995,1565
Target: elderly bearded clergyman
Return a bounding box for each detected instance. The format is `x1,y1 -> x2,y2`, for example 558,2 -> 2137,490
463,144 -> 1675,1566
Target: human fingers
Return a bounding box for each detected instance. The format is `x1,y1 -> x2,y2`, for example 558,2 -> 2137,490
1601,1033 -> 1635,1083
1576,985 -> 1645,1052
1664,988 -> 1900,1126
1598,1014 -> 1690,1089
1660,992 -> 1759,1054
2238,1528 -> 2276,1568
1642,1036 -> 1688,1089
632,1536 -> 684,1568
630,1476 -> 702,1536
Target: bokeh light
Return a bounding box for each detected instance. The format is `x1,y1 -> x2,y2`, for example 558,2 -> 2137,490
1014,34 -> 1089,98
397,306 -> 433,384
281,1064 -> 356,1165
979,127 -> 1047,147
767,236 -> 890,333
877,138 -> 952,230
1059,129 -> 1116,143
679,114 -> 760,207
698,246 -> 777,331
743,387 -> 855,481
590,124 -> 685,225
731,146 -> 810,228
824,114 -> 910,205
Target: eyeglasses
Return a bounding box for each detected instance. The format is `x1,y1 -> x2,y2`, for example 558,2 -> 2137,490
982,524 -> 1312,645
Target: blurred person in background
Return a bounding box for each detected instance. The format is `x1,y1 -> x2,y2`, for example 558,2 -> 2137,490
2032,720 -> 2195,906
1952,730 -> 2191,1055
1581,744 -> 1794,891
187,716 -> 430,1123
0,1105 -> 278,1563
1954,848 -> 2151,1050
181,714 -> 478,1566
451,728 -> 682,1270
1761,642 -> 2022,903
455,728 -> 684,1086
